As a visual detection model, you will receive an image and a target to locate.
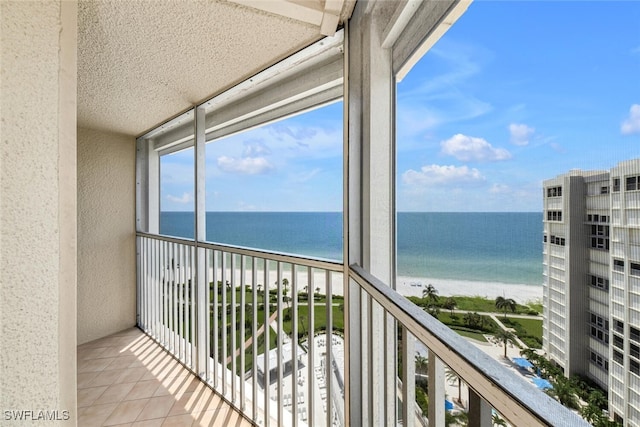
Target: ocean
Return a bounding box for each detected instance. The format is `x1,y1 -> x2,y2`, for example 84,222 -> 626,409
160,211 -> 543,286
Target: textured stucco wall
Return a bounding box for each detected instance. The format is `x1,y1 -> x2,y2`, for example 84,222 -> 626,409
1,0 -> 78,424
77,127 -> 136,345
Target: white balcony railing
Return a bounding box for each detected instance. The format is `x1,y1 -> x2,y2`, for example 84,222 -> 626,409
137,233 -> 589,427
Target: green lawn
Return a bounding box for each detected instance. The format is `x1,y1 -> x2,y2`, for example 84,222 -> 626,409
407,294 -> 540,315
502,316 -> 543,349
451,328 -> 488,342
282,304 -> 344,337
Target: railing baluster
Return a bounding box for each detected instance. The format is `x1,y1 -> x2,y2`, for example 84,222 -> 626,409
401,326 -> 415,427
175,242 -> 180,352
326,270 -> 332,427
468,389 -> 492,427
152,239 -> 158,338
263,259 -> 270,426
252,256 -> 258,422
276,261 -> 283,427
185,244 -> 189,364
190,245 -> 196,369
366,293 -> 373,425
307,266 -> 314,427
213,250 -> 219,389
180,246 -> 189,361
221,251 -> 228,397
231,253 -> 237,403
291,264 -> 298,427
240,255 -> 246,410
205,248 -> 211,382
169,243 -> 174,352
385,310 -> 397,426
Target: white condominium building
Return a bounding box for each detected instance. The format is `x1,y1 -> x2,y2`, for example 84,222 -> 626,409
543,159 -> 640,426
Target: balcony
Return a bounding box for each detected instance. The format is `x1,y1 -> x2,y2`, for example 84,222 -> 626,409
134,233 -> 588,426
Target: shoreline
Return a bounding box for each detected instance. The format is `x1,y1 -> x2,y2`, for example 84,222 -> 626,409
219,267 -> 543,305
397,275 -> 542,305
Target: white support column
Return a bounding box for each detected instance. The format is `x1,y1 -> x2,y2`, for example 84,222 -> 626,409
347,3 -> 396,425
428,351 -> 445,427
136,137 -> 160,234
195,106 -> 207,377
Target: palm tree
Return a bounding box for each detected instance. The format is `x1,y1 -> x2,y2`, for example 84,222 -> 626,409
495,296 -> 517,318
442,297 -> 457,315
445,368 -> 463,403
492,413 -> 507,427
547,378 -> 579,409
463,312 -> 482,329
422,284 -> 439,304
580,389 -> 607,424
415,354 -> 428,376
493,328 -> 517,358
426,305 -> 440,318
257,283 -> 263,305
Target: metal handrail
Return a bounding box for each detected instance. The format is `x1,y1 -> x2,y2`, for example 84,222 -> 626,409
349,264 -> 590,427
136,231 -> 343,272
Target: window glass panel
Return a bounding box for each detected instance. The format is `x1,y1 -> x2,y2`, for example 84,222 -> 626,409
203,102 -> 343,260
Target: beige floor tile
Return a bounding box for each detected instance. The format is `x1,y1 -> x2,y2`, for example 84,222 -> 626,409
195,394 -> 225,414
78,328 -> 249,427
124,380 -> 161,400
104,399 -> 150,426
78,346 -> 108,360
136,395 -> 175,421
92,368 -> 129,387
77,402 -> 118,426
191,407 -> 249,427
78,372 -> 100,389
167,392 -> 202,417
93,382 -> 137,405
78,385 -> 109,408
161,414 -> 195,427
79,357 -> 118,373
116,367 -> 149,384
155,375 -> 200,397
101,346 -> 133,358
132,418 -> 166,427
106,355 -> 140,370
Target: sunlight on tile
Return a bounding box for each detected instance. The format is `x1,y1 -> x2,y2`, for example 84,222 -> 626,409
77,328 -> 253,426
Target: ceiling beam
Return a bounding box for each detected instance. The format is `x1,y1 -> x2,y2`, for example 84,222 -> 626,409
229,0 -> 343,36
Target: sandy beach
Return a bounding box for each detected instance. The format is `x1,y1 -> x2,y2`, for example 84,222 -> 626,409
221,266 -> 542,305
397,275 -> 542,305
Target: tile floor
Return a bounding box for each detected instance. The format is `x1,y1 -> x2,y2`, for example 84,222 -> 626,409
77,327 -> 253,427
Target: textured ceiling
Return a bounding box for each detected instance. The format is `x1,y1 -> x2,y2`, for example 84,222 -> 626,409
78,0 -> 354,137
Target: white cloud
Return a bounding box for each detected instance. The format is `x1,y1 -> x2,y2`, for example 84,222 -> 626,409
217,156 -> 273,174
509,123 -> 535,146
440,134 -> 511,162
621,104 -> 640,135
290,168 -> 321,183
489,183 -> 511,194
402,164 -> 485,187
242,141 -> 271,157
166,192 -> 193,204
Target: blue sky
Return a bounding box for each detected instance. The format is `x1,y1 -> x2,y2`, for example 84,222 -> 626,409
161,1 -> 640,212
